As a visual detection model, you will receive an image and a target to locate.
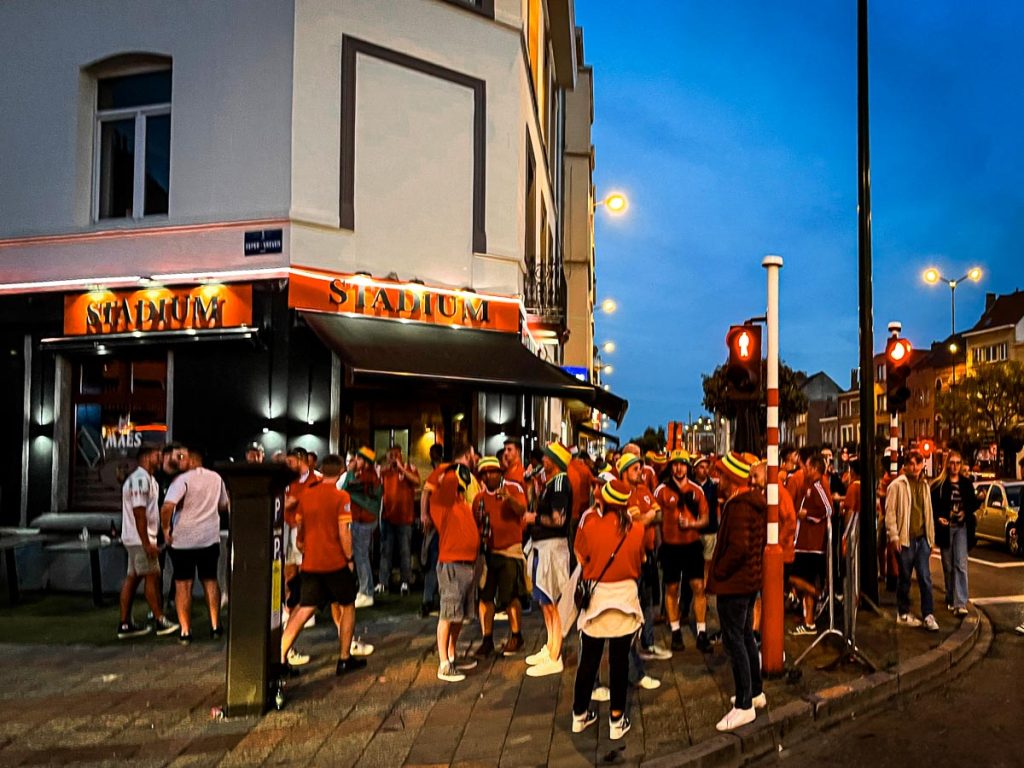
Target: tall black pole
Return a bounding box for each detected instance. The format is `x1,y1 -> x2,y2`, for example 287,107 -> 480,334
857,0 -> 879,604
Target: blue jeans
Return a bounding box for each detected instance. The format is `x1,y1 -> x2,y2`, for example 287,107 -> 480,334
897,535 -> 935,618
351,521 -> 377,598
379,520 -> 412,586
940,525 -> 969,609
422,530 -> 439,607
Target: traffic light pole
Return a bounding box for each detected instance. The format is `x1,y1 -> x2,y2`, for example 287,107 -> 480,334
761,254 -> 784,675
889,412 -> 900,474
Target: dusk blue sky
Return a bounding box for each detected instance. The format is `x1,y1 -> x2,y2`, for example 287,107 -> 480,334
579,1 -> 1024,438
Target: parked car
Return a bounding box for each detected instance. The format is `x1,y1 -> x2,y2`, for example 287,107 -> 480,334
973,480 -> 1023,556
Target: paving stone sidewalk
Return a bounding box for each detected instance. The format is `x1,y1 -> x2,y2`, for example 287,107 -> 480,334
0,585 -> 971,768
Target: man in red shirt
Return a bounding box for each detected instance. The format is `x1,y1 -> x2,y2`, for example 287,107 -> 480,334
619,452 -> 668,663
378,445 -> 420,597
280,455 -> 366,675
501,437 -> 526,486
473,456 -> 528,658
567,453 -> 593,525
790,455 -> 832,634
655,450 -> 711,652
427,454 -> 481,683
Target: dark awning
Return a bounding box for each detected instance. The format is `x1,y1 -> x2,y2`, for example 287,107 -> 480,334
576,423 -> 621,446
301,312 -> 628,425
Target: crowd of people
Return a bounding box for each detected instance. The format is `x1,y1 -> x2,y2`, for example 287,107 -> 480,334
114,433 -> 1002,741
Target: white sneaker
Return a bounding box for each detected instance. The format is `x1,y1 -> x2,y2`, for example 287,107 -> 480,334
1015,622 -> 1024,636
715,706 -> 756,731
354,593 -> 374,609
923,614 -> 940,632
572,709 -> 598,733
400,582 -> 409,597
609,714 -> 631,740
639,644 -> 672,661
591,686 -> 610,702
731,693 -> 768,709
437,662 -> 465,683
637,675 -> 661,690
286,647 -> 310,666
350,638 -> 375,657
374,583 -> 386,595
897,613 -> 922,628
525,656 -> 563,677
494,611 -> 509,622
525,645 -> 550,666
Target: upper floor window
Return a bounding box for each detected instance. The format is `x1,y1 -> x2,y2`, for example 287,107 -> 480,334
95,69 -> 171,220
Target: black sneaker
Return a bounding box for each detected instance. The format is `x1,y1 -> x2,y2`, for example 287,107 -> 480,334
117,621 -> 151,640
474,636 -> 495,658
178,632 -> 193,646
671,629 -> 685,651
211,626 -> 224,640
696,631 -> 711,653
419,604 -> 431,618
153,615 -> 180,636
336,657 -> 368,675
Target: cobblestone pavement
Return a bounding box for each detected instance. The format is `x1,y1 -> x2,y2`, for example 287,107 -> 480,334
0,577 -> 961,768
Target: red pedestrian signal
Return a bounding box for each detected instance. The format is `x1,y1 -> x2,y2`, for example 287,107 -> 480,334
885,337 -> 913,414
726,324 -> 762,399
920,439 -> 933,456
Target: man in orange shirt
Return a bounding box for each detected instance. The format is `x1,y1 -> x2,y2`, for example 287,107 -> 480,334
378,445 -> 420,597
501,437 -> 526,486
473,456 -> 528,658
280,455 -> 366,675
427,457 -> 481,683
655,450 -> 711,652
567,452 -> 593,525
619,452 -> 668,664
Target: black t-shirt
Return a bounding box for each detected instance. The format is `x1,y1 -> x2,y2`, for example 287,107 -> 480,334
699,478 -> 720,534
531,472 -> 572,542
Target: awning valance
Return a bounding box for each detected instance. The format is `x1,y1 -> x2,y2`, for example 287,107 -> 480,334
301,312 -> 628,425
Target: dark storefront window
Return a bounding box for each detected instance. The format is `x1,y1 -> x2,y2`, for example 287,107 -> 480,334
70,355 -> 167,510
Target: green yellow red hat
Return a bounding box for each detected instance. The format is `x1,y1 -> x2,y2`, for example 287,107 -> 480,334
616,453 -> 642,475
477,456 -> 502,473
357,446 -> 376,463
601,479 -> 632,507
542,442 -> 571,471
716,451 -> 759,483
668,449 -> 691,465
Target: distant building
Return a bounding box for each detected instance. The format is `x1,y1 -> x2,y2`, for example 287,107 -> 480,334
905,335 -> 966,446
963,290 -> 1024,374
788,371 -> 841,448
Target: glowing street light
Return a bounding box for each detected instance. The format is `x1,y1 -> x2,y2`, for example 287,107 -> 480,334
602,364 -> 614,375
600,298 -> 618,314
594,192 -> 629,214
922,265 -> 983,384
602,341 -> 616,354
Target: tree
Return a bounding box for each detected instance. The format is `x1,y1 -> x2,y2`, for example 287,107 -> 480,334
936,361 -> 1024,475
627,426 -> 666,455
701,360 -> 809,421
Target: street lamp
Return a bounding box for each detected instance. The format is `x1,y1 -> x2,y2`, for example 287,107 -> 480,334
922,265 -> 983,384
602,341 -> 616,354
600,298 -> 618,314
602,364 -> 614,375
594,192 -> 629,215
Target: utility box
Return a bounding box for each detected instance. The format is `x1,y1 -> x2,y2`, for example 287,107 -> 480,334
218,463 -> 295,717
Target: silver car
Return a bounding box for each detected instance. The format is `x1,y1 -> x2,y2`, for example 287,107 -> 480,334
974,480 -> 1024,556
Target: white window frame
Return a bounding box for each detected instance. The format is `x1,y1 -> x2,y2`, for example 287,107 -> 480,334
93,96 -> 170,222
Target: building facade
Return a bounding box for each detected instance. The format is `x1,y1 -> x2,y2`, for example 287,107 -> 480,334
0,0 -> 625,524
963,290 -> 1024,375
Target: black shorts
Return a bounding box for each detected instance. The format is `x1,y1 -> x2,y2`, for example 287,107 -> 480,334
660,542 -> 705,585
299,568 -> 357,608
169,544 -> 220,582
479,554 -> 528,610
791,552 -> 826,590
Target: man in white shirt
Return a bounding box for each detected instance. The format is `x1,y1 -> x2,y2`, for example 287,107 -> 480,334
160,447 -> 230,644
118,444 -> 180,639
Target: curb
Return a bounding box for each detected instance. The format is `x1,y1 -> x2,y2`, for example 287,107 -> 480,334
640,606 -> 988,768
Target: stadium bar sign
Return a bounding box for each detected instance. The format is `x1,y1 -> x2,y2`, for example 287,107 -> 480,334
288,268 -> 521,333
63,284 -> 253,335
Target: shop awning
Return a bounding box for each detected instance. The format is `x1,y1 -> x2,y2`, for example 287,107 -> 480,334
301,312 -> 628,424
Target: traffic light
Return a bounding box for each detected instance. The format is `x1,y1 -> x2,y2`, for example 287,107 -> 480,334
920,439 -> 933,457
726,324 -> 762,399
885,336 -> 913,414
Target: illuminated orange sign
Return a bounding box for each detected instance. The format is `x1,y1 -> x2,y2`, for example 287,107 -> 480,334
64,284 -> 253,336
288,268 -> 521,333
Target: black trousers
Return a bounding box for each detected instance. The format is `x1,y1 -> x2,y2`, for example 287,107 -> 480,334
717,593 -> 762,710
573,631 -> 633,716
